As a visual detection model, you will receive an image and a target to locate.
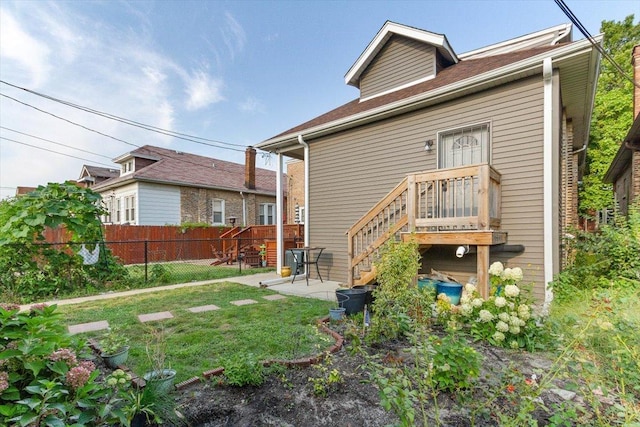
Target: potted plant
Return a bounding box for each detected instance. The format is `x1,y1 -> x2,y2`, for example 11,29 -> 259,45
258,244 -> 267,267
99,327 -> 130,369
142,327 -> 176,395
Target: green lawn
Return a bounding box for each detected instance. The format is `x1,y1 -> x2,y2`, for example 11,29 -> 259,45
58,282 -> 333,382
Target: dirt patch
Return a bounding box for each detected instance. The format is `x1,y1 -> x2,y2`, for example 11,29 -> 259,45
172,323 -> 580,427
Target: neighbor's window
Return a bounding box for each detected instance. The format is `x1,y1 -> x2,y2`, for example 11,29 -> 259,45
259,203 -> 275,225
212,199 -> 225,225
438,123 -> 490,169
121,160 -> 134,175
124,195 -> 136,223
116,198 -> 121,223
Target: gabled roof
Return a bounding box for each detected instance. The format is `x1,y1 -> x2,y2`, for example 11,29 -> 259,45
258,31 -> 600,159
344,21 -> 458,88
92,145 -> 279,195
78,165 -> 119,181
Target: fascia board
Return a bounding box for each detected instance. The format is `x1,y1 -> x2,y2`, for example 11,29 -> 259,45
260,38 -> 598,152
459,23 -> 572,59
344,22 -> 458,87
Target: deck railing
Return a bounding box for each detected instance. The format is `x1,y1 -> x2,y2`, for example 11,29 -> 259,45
347,163 -> 501,285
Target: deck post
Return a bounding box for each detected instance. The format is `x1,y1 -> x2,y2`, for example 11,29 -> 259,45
347,231 -> 353,287
407,174 -> 416,231
478,164 -> 490,230
477,245 -> 489,298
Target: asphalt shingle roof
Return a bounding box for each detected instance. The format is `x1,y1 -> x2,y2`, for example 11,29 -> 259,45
270,44 -> 563,140
94,145 -> 279,194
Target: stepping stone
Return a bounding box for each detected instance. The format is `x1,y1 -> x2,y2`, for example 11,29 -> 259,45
263,295 -> 286,301
187,304 -> 220,313
230,299 -> 258,306
68,320 -> 109,334
138,311 -> 173,323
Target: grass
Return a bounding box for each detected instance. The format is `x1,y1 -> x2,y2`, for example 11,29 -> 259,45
58,282 -> 333,383
125,263 -> 274,286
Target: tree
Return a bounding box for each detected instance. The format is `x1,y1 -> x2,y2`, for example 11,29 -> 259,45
580,15 -> 640,215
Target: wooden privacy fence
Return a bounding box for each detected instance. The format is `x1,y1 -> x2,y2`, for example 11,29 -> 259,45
42,224 -> 304,266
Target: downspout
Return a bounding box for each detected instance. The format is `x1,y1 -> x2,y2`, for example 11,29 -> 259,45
542,57 -> 554,313
297,135 -> 310,247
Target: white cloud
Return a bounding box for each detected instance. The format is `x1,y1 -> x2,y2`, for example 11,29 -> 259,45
184,70 -> 225,111
0,9 -> 51,87
239,96 -> 265,114
220,12 -> 246,61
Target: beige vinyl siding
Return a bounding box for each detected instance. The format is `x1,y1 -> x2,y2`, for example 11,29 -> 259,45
308,76 -> 549,299
360,36 -> 436,99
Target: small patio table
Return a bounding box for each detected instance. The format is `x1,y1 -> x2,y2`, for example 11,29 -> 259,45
288,247 -> 325,286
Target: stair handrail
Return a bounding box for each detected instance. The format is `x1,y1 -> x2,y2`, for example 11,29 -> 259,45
346,176 -> 409,285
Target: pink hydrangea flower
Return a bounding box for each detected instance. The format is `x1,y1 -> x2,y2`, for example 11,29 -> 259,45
0,371 -> 9,393
48,348 -> 78,366
66,365 -> 92,390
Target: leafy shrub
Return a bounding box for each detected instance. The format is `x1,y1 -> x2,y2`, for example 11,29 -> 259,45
440,263 -> 550,351
368,238 -> 424,343
0,304 -> 130,425
0,183 -> 128,303
553,206 -> 640,300
221,353 -> 265,387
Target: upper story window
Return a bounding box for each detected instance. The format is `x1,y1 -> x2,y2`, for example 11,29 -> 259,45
438,123 -> 490,169
212,199 -> 225,225
121,160 -> 134,175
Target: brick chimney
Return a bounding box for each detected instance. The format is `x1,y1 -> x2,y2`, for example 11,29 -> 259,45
634,45 -> 640,119
245,146 -> 256,189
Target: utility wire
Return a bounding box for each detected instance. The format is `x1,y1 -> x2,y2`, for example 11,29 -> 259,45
0,80 -> 247,151
554,0 -> 640,89
0,93 -> 141,148
0,126 -> 112,159
0,137 -> 117,168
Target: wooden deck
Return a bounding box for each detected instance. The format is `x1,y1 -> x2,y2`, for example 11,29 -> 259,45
347,163 -> 504,297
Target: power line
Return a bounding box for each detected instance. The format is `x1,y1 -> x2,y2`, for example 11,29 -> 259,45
1,137 -> 117,167
554,0 -> 640,89
0,80 -> 247,152
0,126 -> 112,159
0,93 -> 141,148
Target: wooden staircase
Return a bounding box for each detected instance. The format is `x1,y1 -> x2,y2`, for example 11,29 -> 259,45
346,163 -> 506,297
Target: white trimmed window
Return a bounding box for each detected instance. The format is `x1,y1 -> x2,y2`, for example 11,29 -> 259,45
259,203 -> 275,225
124,195 -> 136,223
121,160 -> 134,175
212,199 -> 225,225
116,198 -> 121,223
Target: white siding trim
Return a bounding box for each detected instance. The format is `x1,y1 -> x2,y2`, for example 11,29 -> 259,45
542,58 -> 554,310
276,153 -> 284,273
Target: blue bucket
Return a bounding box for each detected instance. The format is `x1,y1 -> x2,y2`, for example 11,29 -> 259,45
436,282 -> 463,305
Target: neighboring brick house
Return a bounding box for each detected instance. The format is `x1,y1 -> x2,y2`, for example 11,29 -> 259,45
286,159 -> 305,224
91,145 -> 284,226
604,45 -> 640,216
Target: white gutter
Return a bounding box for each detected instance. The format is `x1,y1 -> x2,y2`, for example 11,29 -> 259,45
297,135 -> 310,247
542,57 -> 554,313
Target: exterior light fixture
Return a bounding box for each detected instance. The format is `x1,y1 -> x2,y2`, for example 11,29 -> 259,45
229,216 -> 236,226
424,139 -> 434,152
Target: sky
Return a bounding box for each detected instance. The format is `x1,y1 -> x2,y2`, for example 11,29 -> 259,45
0,0 -> 638,200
